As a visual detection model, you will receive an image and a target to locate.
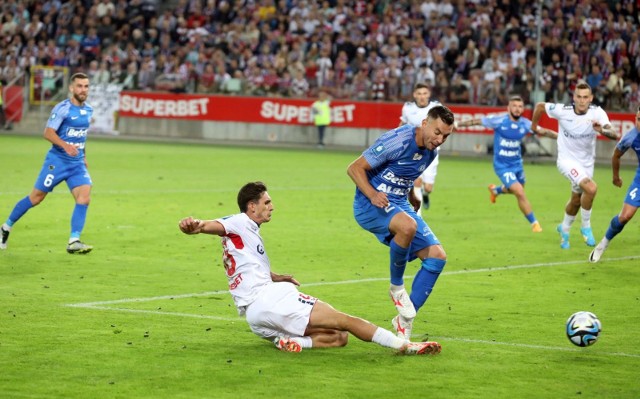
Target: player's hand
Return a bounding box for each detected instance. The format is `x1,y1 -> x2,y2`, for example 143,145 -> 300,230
409,191 -> 421,212
369,191 -> 389,208
63,143 -> 79,157
592,121 -> 603,133
179,217 -> 203,234
613,176 -> 623,187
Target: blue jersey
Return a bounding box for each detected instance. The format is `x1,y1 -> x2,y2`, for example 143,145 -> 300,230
46,98 -> 93,163
482,115 -> 532,169
616,127 -> 640,184
355,124 -> 437,204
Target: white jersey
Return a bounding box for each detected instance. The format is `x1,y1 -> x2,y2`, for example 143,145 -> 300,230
400,100 -> 441,127
545,103 -> 611,169
217,213 -> 272,314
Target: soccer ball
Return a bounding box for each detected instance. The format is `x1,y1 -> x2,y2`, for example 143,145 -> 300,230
566,311 -> 602,347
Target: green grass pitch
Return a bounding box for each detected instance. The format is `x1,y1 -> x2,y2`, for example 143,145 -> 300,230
1,134 -> 639,398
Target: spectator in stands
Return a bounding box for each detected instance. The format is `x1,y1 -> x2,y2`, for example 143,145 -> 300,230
448,74 -> 469,104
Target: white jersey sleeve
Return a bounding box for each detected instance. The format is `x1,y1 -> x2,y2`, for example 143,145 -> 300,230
217,213 -> 273,314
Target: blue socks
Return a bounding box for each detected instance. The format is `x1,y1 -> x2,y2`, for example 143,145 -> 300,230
525,212 -> 536,224
410,258 -> 446,311
70,204 -> 89,240
7,196 -> 34,226
605,215 -> 625,240
389,240 -> 409,286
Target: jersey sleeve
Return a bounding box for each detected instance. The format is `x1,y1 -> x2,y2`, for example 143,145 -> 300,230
616,128 -> 639,153
216,214 -> 238,236
594,106 -> 612,127
362,128 -> 407,169
46,102 -> 69,132
399,103 -> 409,124
481,115 -> 503,129
544,103 -> 562,119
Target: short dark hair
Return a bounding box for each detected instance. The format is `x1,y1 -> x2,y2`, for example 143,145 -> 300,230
575,81 -> 592,93
414,83 -> 430,91
508,95 -> 524,103
70,72 -> 89,82
427,105 -> 455,126
237,181 -> 267,212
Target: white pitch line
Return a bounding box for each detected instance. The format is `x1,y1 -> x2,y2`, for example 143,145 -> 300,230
65,254 -> 640,309
435,336 -> 640,359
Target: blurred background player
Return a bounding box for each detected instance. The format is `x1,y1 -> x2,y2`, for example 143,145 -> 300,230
455,95 -> 558,232
347,106 -> 455,340
311,90 -> 331,148
400,83 -> 441,209
531,82 -> 620,249
1,73 -> 94,254
178,181 -> 441,355
589,107 -> 640,262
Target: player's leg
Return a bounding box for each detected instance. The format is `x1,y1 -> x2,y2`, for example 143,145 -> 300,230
1,157 -> 59,249
505,169 -> 542,232
1,188 -> 48,250
590,183 -> 640,262
576,177 -> 598,246
489,167 -> 513,203
388,211 -> 418,319
420,156 -> 438,209
67,165 -> 93,254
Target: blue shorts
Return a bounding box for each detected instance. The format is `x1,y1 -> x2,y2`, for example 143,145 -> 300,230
34,152 -> 92,192
623,179 -> 640,207
494,166 -> 525,189
353,197 -> 440,260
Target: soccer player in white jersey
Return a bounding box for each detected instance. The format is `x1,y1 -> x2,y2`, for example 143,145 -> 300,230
455,95 -> 558,232
589,107 -> 640,262
400,83 -> 441,209
1,73 -> 94,254
347,106 -> 455,340
531,81 -> 620,249
178,182 -> 441,355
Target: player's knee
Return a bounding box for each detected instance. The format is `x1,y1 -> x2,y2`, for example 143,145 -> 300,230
396,218 -> 417,238
423,258 -> 446,274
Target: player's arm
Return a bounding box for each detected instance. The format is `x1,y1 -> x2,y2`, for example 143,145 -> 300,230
535,127 -> 558,139
43,126 -> 79,156
178,217 -> 225,236
611,147 -> 624,187
454,118 -> 483,130
593,122 -> 620,140
347,155 -> 389,208
529,102 -> 547,133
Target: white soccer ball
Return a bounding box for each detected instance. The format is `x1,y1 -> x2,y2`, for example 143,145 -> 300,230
566,311 -> 601,347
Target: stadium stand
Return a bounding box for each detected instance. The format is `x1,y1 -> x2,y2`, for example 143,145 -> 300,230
0,0 -> 638,112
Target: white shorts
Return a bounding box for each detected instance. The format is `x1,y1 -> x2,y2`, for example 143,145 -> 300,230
557,158 -> 594,193
420,152 -> 439,185
244,282 -> 317,340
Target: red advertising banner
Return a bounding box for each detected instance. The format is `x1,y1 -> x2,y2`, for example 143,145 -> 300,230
118,91 -> 635,138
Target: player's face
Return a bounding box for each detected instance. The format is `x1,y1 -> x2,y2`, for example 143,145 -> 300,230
70,78 -> 90,104
249,191 -> 274,224
413,88 -> 431,107
573,88 -> 593,114
420,116 -> 453,150
508,100 -> 524,120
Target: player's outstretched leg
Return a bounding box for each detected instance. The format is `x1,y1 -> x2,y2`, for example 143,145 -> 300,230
589,239 -> 609,263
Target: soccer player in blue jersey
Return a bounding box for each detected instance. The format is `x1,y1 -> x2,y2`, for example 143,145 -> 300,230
455,95 -> 558,232
347,105 -> 455,340
1,73 -> 94,254
589,107 -> 640,262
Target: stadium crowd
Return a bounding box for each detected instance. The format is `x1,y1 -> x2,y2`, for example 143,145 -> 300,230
1,0 -> 639,112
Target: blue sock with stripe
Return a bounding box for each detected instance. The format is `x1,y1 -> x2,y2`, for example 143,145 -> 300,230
7,196 -> 34,226
70,204 -> 89,240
